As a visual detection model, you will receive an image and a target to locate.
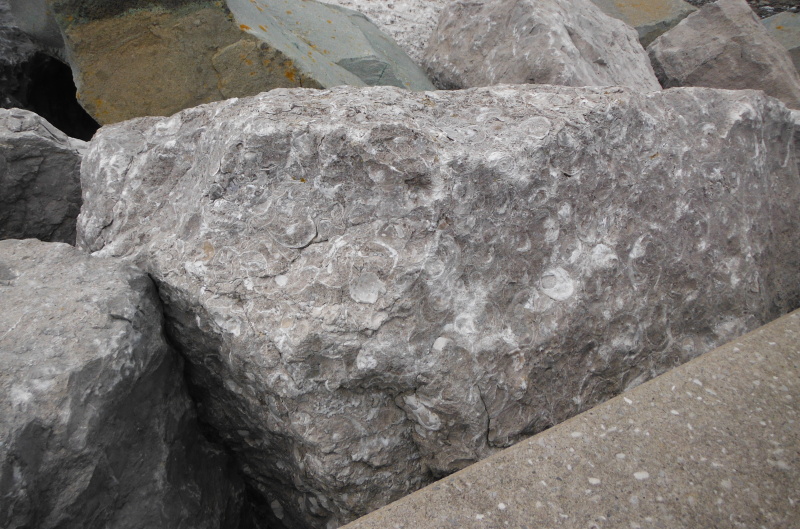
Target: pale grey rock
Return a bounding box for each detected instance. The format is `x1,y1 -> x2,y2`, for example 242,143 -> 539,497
422,0 -> 661,91
77,84 -> 800,529
647,0 -> 800,109
589,0 -> 696,47
319,0 -> 450,65
0,108 -> 84,244
763,12 -> 800,72
0,239 -> 245,529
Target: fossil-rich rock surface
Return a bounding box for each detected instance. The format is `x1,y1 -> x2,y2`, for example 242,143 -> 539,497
422,0 -> 661,91
0,239 -> 246,529
763,11 -> 800,72
77,84 -> 800,528
0,108 -> 85,244
15,0 -> 433,125
590,0 -> 697,47
648,0 -> 800,109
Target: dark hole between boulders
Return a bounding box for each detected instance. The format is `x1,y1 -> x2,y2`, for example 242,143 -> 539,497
9,52 -> 99,141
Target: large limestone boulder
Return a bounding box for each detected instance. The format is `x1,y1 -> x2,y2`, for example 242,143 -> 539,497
589,0 -> 696,47
0,239 -> 245,529
77,85 -> 800,528
13,0 -> 433,125
647,0 -> 800,109
0,108 -> 84,244
422,0 -> 661,91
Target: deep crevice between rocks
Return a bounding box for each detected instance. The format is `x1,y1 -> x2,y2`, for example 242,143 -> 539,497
1,52 -> 99,141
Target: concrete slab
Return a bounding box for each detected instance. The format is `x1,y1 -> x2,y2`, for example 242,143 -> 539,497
764,12 -> 800,72
590,0 -> 696,47
343,309 -> 800,529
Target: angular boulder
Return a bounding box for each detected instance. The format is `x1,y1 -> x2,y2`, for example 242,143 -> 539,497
0,108 -> 84,244
763,11 -> 800,72
647,0 -> 800,109
0,239 -> 245,529
590,0 -> 696,47
422,0 -> 661,91
14,0 -> 433,125
77,85 -> 800,528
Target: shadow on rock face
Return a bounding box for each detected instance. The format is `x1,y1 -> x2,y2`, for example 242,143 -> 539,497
1,52 -> 99,141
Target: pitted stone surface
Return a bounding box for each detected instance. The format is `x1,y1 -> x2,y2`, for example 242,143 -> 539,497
342,310 -> 800,529
0,108 -> 85,244
0,239 -> 244,529
78,84 -> 800,529
763,12 -> 800,72
422,0 -> 661,91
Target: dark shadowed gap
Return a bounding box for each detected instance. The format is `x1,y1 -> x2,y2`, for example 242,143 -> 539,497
4,52 -> 99,141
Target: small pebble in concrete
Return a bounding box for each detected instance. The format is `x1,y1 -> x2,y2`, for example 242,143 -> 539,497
634,471 -> 650,480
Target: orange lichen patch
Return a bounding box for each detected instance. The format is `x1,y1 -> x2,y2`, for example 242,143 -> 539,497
256,5 -> 263,11
776,25 -> 785,30
327,20 -> 332,23
240,24 -> 251,30
286,10 -> 292,14
284,68 -> 297,83
259,25 -> 267,31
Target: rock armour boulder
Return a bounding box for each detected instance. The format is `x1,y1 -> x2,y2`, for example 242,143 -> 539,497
77,84 -> 800,528
422,0 -> 661,91
647,0 -> 800,109
0,239 -> 245,529
0,108 -> 84,244
12,0 -> 433,125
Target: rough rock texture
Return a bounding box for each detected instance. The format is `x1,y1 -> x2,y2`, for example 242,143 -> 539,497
0,108 -> 84,244
648,0 -> 800,109
16,0 -> 433,125
589,0 -> 697,47
0,239 -> 245,529
77,85 -> 800,528
0,0 -> 39,108
422,0 -> 661,91
763,11 -> 800,72
320,0 -> 449,65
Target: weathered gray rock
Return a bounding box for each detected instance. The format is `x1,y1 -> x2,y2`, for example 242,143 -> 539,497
77,85 -> 800,528
648,0 -> 800,109
589,0 -> 696,47
319,0 -> 449,65
14,0 -> 433,125
0,108 -> 84,244
763,11 -> 800,72
0,239 -> 245,529
422,0 -> 661,91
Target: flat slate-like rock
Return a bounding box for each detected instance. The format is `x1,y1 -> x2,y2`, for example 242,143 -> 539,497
0,108 -> 84,244
590,0 -> 696,47
763,11 -> 800,72
78,84 -> 800,529
15,0 -> 433,124
0,239 -> 245,529
423,0 -> 661,91
648,0 -> 800,109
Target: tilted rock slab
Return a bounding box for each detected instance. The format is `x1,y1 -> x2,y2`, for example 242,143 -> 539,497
648,0 -> 800,109
589,0 -> 696,47
20,0 -> 433,125
78,85 -> 800,528
319,0 -> 449,66
0,108 -> 84,244
0,239 -> 245,529
422,0 -> 661,91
